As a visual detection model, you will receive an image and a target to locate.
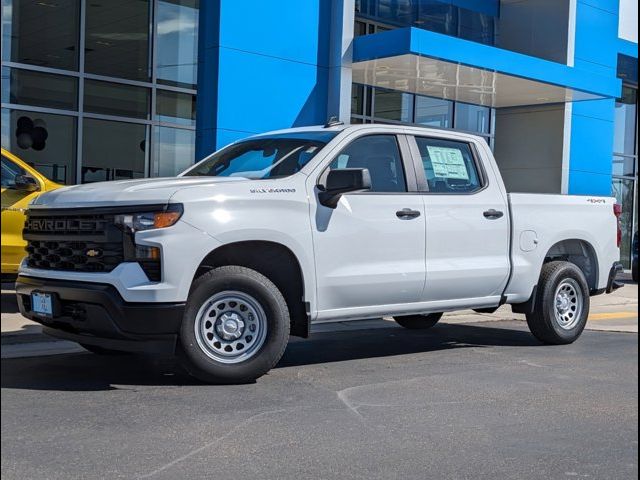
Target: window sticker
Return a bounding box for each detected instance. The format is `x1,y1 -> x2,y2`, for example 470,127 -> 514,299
426,146 -> 469,180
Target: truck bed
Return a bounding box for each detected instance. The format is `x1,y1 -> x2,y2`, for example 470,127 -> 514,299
505,193 -> 620,303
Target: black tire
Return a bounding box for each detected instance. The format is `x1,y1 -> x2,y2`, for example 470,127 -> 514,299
393,312 -> 443,330
179,266 -> 290,384
632,262 -> 638,283
526,261 -> 590,345
80,344 -> 128,356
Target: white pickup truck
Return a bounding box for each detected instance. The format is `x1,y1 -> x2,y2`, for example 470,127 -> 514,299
16,124 -> 623,383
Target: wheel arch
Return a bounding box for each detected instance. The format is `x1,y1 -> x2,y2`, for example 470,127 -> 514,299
512,238 -> 600,315
192,240 -> 309,337
543,239 -> 599,292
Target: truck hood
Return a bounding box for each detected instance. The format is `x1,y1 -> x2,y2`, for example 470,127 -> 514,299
30,176 -> 247,209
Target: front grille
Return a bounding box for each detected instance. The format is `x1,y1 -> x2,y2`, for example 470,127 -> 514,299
26,240 -> 124,272
24,210 -> 125,274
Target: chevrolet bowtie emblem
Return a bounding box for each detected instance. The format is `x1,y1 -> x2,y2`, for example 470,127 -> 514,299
86,249 -> 102,258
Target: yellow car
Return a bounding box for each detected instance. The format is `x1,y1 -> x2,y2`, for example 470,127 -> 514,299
1,148 -> 61,278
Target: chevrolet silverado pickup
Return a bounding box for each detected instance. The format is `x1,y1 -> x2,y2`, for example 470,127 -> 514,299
16,124 -> 623,383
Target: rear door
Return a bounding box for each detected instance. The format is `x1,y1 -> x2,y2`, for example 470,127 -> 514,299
309,133 -> 427,318
408,135 -> 510,303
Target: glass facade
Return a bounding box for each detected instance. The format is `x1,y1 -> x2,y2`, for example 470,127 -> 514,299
1,108 -> 76,184
354,0 -> 571,64
1,0 -> 198,184
612,85 -> 638,269
156,0 -> 199,89
355,0 -> 498,46
351,84 -> 494,143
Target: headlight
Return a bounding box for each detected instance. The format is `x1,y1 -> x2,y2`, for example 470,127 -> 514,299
115,204 -> 183,233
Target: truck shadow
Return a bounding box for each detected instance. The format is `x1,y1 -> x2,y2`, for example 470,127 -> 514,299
1,290 -> 20,314
1,322 -> 540,392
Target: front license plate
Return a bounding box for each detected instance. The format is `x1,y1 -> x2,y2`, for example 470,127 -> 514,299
31,292 -> 53,317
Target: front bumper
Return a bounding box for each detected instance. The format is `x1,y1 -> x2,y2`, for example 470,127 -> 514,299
16,276 -> 184,354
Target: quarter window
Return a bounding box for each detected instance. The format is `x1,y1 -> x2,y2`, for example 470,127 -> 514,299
329,135 -> 407,193
414,137 -> 482,193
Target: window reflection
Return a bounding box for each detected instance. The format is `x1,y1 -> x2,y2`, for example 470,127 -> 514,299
374,88 -> 413,122
612,177 -> 636,268
156,90 -> 195,126
454,103 -> 490,134
415,96 -> 452,128
4,68 -> 78,111
153,127 -> 195,177
156,0 -> 199,89
352,83 -> 493,139
85,0 -> 150,81
82,118 -> 147,182
84,80 -> 150,119
355,0 -> 498,46
613,87 -> 637,156
2,0 -> 80,70
1,108 -> 76,184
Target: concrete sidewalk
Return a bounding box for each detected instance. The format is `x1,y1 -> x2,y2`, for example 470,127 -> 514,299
2,276 -> 637,359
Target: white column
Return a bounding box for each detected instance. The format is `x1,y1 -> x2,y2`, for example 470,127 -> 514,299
327,0 -> 355,122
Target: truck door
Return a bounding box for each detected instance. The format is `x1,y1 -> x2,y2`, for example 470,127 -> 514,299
408,135 -> 510,303
309,134 -> 426,318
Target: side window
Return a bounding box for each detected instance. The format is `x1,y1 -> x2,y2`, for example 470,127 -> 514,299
414,137 -> 482,193
329,135 -> 407,193
1,156 -> 27,189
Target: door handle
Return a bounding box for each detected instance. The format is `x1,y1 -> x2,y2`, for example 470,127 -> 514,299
396,208 -> 421,220
483,209 -> 504,220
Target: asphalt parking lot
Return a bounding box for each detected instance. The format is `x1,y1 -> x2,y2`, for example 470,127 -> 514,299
2,318 -> 638,480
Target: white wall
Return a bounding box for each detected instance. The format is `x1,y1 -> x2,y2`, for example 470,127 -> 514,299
619,0 -> 638,43
493,104 -> 566,194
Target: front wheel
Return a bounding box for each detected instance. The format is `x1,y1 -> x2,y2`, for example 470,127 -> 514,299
179,266 -> 290,384
393,312 -> 443,330
526,261 -> 590,345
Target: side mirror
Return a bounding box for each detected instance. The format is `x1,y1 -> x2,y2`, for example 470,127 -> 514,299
14,174 -> 40,193
318,168 -> 371,208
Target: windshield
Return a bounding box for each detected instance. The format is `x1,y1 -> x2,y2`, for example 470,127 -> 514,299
183,132 -> 337,179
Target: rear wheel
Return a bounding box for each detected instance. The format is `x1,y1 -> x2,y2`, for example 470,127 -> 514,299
526,261 -> 590,345
179,266 -> 290,384
393,312 -> 443,330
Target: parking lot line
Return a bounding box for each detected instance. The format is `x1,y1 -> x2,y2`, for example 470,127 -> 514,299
589,312 -> 638,321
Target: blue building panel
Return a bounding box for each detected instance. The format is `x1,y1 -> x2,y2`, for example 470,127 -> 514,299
215,48 -> 329,146
572,97 -> 616,122
574,2 -> 619,73
218,0 -> 331,67
567,1 -> 626,196
577,0 -> 618,15
568,170 -> 614,196
196,0 -> 332,157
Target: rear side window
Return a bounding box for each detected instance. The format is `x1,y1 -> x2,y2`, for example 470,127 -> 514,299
414,137 -> 482,193
329,135 -> 407,193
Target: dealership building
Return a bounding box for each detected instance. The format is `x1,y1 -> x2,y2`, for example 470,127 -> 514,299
1,0 -> 638,266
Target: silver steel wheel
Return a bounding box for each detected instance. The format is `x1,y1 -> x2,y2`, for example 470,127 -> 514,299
553,279 -> 584,330
194,291 -> 268,364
